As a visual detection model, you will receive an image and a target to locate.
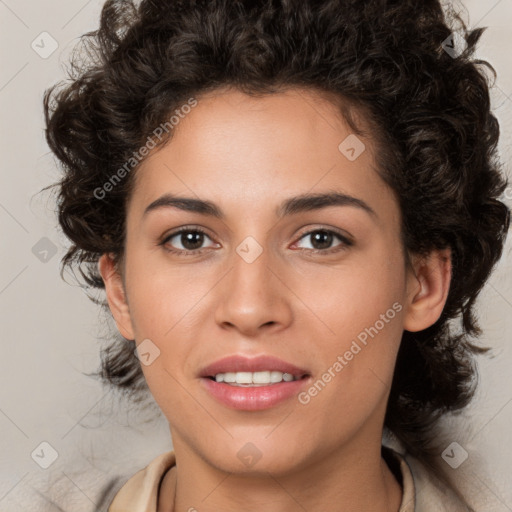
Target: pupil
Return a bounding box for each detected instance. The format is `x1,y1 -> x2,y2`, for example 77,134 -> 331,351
182,232 -> 203,250
312,231 -> 332,249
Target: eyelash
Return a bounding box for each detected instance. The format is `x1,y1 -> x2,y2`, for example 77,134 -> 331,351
159,226 -> 353,256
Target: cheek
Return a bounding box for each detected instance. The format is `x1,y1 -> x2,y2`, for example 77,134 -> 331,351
299,243 -> 405,345
124,248 -> 208,338
296,299 -> 404,443
123,250 -> 216,393
296,243 -> 406,399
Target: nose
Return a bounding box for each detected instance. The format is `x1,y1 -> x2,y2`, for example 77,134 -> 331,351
214,244 -> 293,337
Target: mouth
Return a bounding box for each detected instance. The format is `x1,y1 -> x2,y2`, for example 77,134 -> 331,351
199,354 -> 310,382
199,355 -> 311,410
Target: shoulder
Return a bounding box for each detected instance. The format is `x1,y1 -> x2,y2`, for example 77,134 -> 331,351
402,453 -> 472,512
108,451 -> 176,512
385,446 -> 473,512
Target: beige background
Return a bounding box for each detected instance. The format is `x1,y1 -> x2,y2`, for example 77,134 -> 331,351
0,0 -> 511,510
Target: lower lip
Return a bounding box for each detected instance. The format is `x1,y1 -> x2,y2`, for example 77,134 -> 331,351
201,377 -> 308,411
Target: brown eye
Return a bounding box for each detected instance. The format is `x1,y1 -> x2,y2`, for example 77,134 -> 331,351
176,231 -> 205,250
308,231 -> 334,250
161,227 -> 217,254
294,229 -> 353,253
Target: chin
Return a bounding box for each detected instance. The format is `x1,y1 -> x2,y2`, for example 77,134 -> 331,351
198,435 -> 311,476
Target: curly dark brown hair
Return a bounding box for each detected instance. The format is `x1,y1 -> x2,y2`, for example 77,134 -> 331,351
43,0 -> 509,496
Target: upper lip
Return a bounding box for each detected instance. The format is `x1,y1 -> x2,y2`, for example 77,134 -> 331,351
199,355 -> 310,378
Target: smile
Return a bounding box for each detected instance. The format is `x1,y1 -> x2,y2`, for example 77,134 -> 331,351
199,355 -> 311,410
211,371 -> 301,386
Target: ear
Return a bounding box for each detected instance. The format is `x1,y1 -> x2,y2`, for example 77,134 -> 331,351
98,253 -> 135,340
403,248 -> 452,332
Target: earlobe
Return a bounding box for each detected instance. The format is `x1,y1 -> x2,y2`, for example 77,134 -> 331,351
403,248 -> 452,332
98,253 -> 135,340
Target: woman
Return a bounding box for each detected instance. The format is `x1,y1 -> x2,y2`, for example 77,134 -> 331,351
43,0 -> 510,510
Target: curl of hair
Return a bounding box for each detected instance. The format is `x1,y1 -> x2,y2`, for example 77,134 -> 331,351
44,0 -> 510,488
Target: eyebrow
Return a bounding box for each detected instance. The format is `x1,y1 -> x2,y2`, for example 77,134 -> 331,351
143,191 -> 377,219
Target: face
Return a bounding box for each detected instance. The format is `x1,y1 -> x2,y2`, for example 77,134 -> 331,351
101,87 -> 449,476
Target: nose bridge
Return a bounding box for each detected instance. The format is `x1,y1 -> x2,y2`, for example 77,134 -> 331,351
214,234 -> 292,334
233,236 -> 272,294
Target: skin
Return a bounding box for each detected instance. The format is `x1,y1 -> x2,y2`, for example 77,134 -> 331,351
99,87 -> 451,512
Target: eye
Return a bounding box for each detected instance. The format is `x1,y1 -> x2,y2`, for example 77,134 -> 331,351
293,228 -> 353,254
160,227 -> 218,255
159,226 -> 353,256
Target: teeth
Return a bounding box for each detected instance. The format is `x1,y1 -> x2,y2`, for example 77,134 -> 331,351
270,371 -> 283,383
213,371 -> 299,386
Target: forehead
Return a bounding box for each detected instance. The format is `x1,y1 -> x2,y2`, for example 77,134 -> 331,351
129,87 -> 399,226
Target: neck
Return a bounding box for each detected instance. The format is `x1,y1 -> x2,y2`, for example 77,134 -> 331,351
160,438 -> 403,512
